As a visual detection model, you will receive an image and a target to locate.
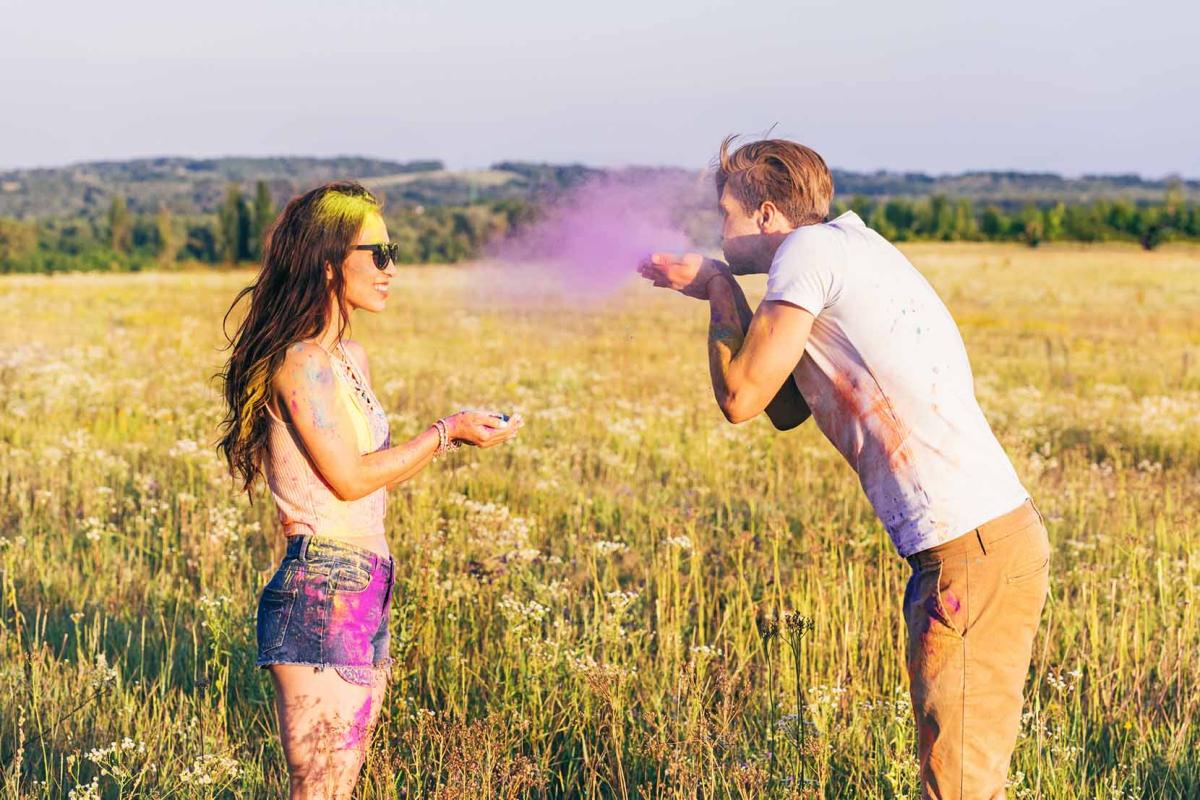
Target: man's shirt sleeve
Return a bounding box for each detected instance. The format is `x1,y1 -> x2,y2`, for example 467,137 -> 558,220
762,229 -> 842,317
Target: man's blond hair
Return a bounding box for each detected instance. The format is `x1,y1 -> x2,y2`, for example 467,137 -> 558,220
716,135 -> 834,227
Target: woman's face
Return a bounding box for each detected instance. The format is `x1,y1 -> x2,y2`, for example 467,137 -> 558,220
337,211 -> 396,313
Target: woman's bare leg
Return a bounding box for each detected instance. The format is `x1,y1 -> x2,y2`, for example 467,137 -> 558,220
269,665 -> 388,800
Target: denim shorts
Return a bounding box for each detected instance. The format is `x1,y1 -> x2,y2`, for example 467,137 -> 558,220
256,535 -> 395,686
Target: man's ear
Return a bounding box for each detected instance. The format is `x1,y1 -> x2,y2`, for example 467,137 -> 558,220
757,201 -> 778,231
759,201 -> 795,234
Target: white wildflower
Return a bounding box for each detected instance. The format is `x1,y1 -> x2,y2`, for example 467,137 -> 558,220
606,590 -> 639,612
67,777 -> 100,800
168,439 -> 199,457
592,539 -> 627,556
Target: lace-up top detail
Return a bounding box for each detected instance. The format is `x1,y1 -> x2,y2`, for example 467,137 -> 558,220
327,342 -> 390,450
263,341 -> 391,539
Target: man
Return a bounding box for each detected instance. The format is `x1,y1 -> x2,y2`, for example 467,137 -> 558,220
639,136 -> 1050,799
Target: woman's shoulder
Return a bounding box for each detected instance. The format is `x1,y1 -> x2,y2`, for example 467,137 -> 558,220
273,341 -> 334,388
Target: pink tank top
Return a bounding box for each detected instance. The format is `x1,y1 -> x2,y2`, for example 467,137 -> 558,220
263,341 -> 391,538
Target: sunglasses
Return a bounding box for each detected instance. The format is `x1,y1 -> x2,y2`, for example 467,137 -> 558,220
352,243 -> 400,270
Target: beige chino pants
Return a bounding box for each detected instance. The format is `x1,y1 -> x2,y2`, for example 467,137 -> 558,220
903,499 -> 1051,799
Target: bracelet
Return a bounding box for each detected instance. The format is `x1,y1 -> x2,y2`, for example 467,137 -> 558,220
432,419 -> 448,459
432,417 -> 460,459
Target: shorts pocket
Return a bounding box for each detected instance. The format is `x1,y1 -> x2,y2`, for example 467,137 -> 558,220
331,562 -> 373,594
257,587 -> 297,654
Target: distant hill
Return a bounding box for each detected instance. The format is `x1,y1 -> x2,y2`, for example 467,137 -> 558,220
0,156 -> 443,218
831,170 -> 1200,206
0,156 -> 1195,219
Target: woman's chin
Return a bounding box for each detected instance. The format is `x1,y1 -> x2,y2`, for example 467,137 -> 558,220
352,298 -> 387,313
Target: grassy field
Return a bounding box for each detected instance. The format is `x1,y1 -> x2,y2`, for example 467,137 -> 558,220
1,243 -> 1198,798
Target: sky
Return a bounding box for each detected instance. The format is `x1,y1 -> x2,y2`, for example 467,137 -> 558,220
1,0 -> 1196,176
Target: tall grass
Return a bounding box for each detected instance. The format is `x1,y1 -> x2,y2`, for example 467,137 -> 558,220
1,243 -> 1198,798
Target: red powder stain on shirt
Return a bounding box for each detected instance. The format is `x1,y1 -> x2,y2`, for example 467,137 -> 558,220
828,372 -> 912,471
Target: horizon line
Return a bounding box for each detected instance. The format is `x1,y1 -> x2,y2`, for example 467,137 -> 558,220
2,153 -> 1197,184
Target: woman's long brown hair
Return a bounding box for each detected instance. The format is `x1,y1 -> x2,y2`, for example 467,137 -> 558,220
216,181 -> 381,494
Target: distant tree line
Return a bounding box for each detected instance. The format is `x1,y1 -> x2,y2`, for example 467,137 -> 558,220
833,184 -> 1198,250
0,181 -> 537,273
1,182 -> 1197,274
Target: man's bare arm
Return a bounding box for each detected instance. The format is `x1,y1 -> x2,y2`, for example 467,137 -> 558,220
707,274 -> 812,428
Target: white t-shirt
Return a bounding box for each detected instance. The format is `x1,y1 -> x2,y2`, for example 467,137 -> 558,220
764,210 -> 1027,557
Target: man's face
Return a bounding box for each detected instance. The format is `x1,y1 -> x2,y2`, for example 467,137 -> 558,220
719,186 -> 770,274
719,185 -> 799,274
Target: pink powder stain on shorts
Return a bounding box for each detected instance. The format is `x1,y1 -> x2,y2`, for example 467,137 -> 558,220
298,577 -> 325,629
329,583 -> 376,656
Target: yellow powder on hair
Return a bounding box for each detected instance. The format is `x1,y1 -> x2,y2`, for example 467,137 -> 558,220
314,190 -> 380,230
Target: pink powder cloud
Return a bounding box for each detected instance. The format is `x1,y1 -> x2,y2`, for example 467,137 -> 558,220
485,172 -> 700,299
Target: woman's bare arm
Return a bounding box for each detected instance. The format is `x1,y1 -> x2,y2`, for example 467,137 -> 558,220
272,342 -> 519,500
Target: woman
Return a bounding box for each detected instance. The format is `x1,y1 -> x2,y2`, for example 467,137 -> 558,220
217,181 -> 521,799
